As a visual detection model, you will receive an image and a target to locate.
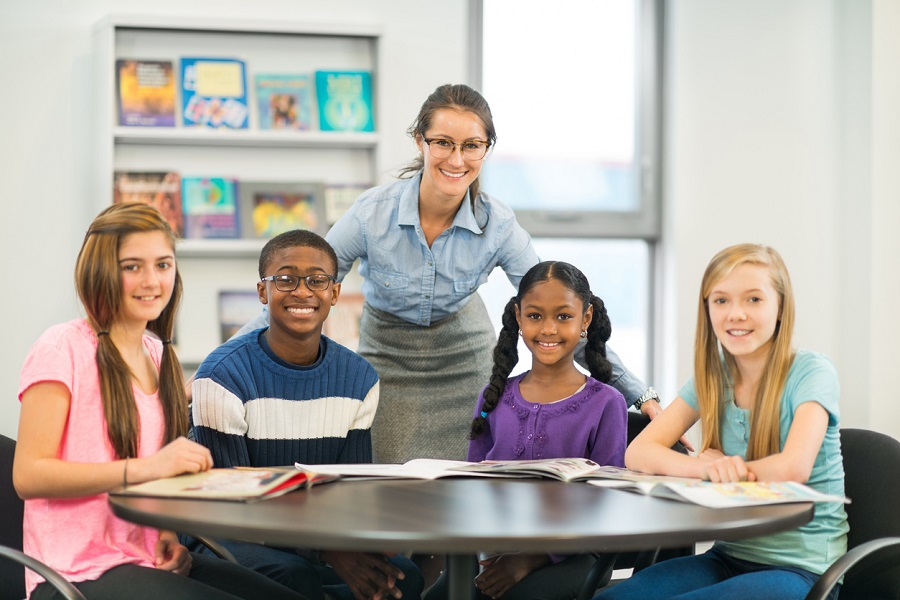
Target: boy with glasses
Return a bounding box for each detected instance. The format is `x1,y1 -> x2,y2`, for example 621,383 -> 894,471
190,229 -> 423,600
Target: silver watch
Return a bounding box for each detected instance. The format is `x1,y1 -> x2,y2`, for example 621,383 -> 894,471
633,387 -> 660,410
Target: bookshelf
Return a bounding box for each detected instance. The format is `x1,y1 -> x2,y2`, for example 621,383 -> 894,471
92,15 -> 380,364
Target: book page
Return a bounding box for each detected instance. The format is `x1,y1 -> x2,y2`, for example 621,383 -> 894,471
588,474 -> 849,509
656,481 -> 849,509
295,459 -> 478,480
113,467 -> 310,501
455,457 -> 602,481
584,465 -> 700,485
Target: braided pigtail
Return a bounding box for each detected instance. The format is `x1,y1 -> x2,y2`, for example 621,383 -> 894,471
584,295 -> 614,383
469,297 -> 519,439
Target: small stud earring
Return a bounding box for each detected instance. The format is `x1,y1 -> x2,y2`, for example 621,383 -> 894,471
518,329 -> 523,337
580,330 -> 587,338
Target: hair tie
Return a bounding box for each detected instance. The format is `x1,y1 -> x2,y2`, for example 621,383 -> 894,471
162,339 -> 174,345
97,331 -> 110,337
480,411 -> 488,419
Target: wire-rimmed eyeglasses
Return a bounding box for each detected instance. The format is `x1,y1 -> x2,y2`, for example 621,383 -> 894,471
421,137 -> 491,161
260,274 -> 335,292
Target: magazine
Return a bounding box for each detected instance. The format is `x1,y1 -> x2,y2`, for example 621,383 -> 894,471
255,74 -> 313,130
181,176 -> 240,239
314,70 -> 374,132
180,57 -> 249,129
237,181 -> 326,238
113,171 -> 183,237
295,457 -> 606,482
116,59 -> 176,127
111,467 -> 337,502
585,466 -> 850,509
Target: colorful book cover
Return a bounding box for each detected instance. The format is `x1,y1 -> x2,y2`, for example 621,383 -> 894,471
314,70 -> 375,132
238,181 -> 326,238
180,57 -> 249,129
113,171 -> 183,237
116,60 -> 176,127
251,192 -> 319,238
181,177 -> 240,239
255,74 -> 313,130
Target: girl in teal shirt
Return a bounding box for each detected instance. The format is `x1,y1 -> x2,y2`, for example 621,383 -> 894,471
596,244 -> 847,600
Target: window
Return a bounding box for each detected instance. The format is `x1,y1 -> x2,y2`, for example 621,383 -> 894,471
473,0 -> 663,382
479,239 -> 650,381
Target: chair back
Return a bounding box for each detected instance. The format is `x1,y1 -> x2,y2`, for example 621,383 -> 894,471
838,428 -> 900,598
627,412 -> 689,455
841,428 -> 900,548
0,433 -> 26,599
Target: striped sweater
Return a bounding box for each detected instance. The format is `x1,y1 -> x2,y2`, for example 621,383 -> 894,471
192,329 -> 380,468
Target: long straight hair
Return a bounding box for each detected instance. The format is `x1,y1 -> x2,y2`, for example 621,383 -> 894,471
75,202 -> 187,459
695,244 -> 795,460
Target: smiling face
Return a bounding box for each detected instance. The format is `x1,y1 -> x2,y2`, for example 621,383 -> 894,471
258,245 -> 340,358
707,263 -> 781,366
515,279 -> 593,370
116,230 -> 177,328
416,108 -> 488,206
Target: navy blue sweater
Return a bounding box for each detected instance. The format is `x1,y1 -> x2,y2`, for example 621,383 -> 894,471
192,330 -> 379,468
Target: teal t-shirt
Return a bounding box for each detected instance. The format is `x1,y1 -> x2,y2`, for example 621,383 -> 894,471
679,349 -> 848,575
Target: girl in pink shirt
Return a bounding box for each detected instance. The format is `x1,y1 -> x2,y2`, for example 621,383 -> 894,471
15,203 -> 305,600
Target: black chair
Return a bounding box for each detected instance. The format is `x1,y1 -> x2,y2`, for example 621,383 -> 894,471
575,412 -> 693,600
1,433 -> 86,600
0,433 -> 236,600
804,428 -> 900,600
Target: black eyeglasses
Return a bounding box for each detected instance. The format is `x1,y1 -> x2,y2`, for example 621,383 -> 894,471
261,274 -> 335,292
421,137 -> 491,161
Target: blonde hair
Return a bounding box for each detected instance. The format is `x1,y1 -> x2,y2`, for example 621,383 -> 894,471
75,202 -> 187,459
694,244 -> 795,460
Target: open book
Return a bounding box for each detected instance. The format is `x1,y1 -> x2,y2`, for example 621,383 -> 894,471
295,457 -> 610,483
585,466 -> 850,509
111,467 -> 338,502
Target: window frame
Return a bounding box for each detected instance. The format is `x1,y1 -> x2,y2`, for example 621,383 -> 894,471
468,0 -> 664,240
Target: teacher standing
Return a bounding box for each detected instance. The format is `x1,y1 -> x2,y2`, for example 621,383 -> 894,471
328,83 -> 535,463
238,84 -> 654,462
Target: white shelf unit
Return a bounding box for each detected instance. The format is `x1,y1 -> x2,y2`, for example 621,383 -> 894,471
92,15 -> 381,365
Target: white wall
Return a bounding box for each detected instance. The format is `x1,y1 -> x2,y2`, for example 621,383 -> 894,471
666,0 -> 900,438
0,0 -> 469,439
2,0 -> 898,441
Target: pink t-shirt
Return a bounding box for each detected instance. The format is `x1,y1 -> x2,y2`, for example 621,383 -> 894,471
18,319 -> 166,597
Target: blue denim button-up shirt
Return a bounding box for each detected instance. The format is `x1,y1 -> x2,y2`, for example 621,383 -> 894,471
325,173 -> 537,326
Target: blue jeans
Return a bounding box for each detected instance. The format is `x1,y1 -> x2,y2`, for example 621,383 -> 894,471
192,538 -> 423,600
594,546 -> 839,600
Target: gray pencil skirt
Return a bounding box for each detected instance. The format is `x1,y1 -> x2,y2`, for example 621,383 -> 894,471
357,294 -> 496,463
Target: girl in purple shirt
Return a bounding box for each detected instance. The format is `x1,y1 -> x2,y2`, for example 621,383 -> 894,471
467,261 -> 627,600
